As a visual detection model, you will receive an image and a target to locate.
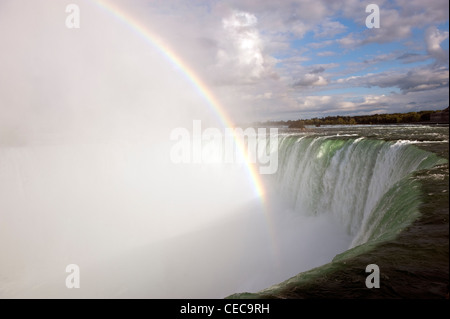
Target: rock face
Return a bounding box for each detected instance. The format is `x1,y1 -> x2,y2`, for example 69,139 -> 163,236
430,107 -> 449,124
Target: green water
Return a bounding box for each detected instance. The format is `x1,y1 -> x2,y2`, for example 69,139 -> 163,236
228,125 -> 449,299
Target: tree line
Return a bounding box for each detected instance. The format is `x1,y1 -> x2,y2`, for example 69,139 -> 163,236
259,109 -> 447,128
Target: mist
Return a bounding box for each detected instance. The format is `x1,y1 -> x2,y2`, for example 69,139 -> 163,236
0,0 -> 351,298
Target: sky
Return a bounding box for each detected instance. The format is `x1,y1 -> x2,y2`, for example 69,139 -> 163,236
122,0 -> 449,121
0,0 -> 448,130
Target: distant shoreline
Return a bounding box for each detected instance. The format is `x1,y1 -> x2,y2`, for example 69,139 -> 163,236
259,122 -> 449,128
253,107 -> 449,128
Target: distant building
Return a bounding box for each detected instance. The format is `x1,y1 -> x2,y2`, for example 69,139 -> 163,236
430,107 -> 449,124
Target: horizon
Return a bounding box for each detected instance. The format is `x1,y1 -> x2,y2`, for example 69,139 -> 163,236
258,105 -> 449,122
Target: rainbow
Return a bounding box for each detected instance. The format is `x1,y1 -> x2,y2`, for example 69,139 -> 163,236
92,0 -> 267,200
91,0 -> 282,268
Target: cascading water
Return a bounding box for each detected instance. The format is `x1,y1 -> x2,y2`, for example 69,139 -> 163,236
271,136 -> 446,248
229,128 -> 448,298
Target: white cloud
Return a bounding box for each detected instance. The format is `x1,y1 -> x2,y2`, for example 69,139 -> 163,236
338,101 -> 356,109
314,19 -> 347,38
213,11 -> 277,83
336,66 -> 449,93
298,95 -> 333,109
335,0 -> 448,47
293,74 -> 328,87
317,51 -> 336,57
425,26 -> 449,65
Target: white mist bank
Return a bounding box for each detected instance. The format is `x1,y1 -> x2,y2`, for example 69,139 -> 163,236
0,141 -> 351,298
0,0 -> 263,297
0,142 -> 257,283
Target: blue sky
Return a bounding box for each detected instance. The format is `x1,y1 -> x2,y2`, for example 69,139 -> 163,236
129,0 -> 449,121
